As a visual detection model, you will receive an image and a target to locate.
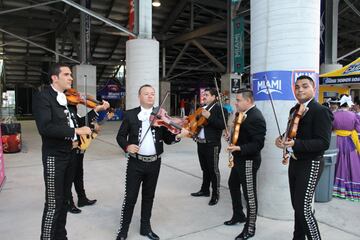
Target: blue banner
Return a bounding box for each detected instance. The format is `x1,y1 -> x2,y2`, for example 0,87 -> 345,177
252,71 -> 293,101
252,70 -> 318,101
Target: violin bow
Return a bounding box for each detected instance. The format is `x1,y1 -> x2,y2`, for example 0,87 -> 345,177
264,74 -> 289,164
84,74 -> 89,128
213,75 -> 229,135
264,74 -> 282,137
138,90 -> 170,147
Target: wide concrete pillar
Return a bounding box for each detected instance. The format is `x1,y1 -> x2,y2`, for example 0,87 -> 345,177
251,0 -> 321,219
126,39 -> 159,109
125,0 -> 159,110
72,64 -> 97,116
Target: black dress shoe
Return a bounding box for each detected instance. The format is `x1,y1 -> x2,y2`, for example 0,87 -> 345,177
235,230 -> 255,240
68,204 -> 82,214
78,198 -> 97,207
115,236 -> 127,240
191,190 -> 210,197
224,216 -> 246,225
115,234 -> 127,240
140,229 -> 160,240
208,194 -> 219,206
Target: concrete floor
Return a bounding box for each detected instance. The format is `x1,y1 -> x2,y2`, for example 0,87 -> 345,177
0,120 -> 359,240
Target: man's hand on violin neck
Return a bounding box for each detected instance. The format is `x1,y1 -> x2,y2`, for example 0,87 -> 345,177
176,128 -> 190,139
75,126 -> 92,135
127,144 -> 139,154
227,145 -> 240,153
275,137 -> 295,148
94,100 -> 110,112
201,109 -> 211,119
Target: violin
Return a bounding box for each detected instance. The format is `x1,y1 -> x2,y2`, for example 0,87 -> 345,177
184,100 -> 217,137
282,104 -> 307,165
228,112 -> 246,168
65,88 -> 102,108
150,107 -> 185,134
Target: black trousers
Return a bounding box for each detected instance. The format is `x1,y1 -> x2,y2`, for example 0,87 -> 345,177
41,149 -> 76,240
197,142 -> 221,194
117,156 -> 161,237
289,157 -> 324,240
228,159 -> 260,234
70,152 -> 87,201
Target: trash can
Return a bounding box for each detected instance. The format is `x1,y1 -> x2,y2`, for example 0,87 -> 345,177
315,149 -> 338,202
1,123 -> 22,153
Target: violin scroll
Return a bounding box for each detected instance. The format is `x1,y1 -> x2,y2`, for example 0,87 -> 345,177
150,107 -> 186,135
65,88 -> 101,109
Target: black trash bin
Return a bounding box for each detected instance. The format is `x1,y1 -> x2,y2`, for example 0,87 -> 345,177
1,123 -> 22,153
315,149 -> 338,202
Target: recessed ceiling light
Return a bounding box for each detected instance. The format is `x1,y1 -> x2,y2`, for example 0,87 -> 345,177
152,0 -> 161,7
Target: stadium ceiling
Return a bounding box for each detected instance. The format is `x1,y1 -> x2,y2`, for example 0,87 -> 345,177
0,0 -> 359,89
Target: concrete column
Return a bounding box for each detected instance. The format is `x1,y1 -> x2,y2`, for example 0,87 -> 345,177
72,64 -> 97,116
251,0 -> 321,219
125,0 -> 158,110
324,0 -> 340,64
160,81 -> 171,112
126,39 -> 159,109
321,0 -> 342,73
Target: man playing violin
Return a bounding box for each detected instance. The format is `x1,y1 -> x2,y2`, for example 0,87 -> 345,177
32,63 -> 109,240
226,89 -> 266,240
190,88 -> 227,206
275,75 -> 333,240
115,84 -> 188,240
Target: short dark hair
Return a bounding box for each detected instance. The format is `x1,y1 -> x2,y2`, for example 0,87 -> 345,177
296,75 -> 315,85
49,63 -> 70,83
49,63 -> 70,77
204,88 -> 218,97
138,84 -> 154,95
237,88 -> 254,102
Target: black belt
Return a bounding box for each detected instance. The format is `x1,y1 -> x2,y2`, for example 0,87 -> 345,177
129,153 -> 160,162
197,138 -> 207,144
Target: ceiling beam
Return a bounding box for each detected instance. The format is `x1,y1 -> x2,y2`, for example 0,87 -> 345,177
191,39 -> 225,71
2,54 -> 124,66
0,0 -> 61,16
60,0 -> 136,37
0,27 -> 80,63
160,0 -> 188,33
165,21 -> 226,47
191,0 -> 226,10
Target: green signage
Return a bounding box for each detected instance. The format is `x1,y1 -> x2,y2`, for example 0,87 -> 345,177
232,16 -> 244,73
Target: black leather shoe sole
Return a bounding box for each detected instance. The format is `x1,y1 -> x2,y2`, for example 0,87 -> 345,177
190,191 -> 210,197
68,207 -> 81,214
140,231 -> 160,240
235,232 -> 255,240
208,197 -> 219,205
224,217 -> 246,225
78,199 -> 97,207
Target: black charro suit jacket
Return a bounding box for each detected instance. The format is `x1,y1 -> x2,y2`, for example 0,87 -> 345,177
203,103 -> 227,144
290,99 -> 333,161
32,85 -> 97,153
116,107 -> 178,155
232,106 -> 266,162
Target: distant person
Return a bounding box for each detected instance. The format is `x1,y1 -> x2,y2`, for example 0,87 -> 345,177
180,99 -> 185,117
223,98 -> 234,119
332,94 -> 360,202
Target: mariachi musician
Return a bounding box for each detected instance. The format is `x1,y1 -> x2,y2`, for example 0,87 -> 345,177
116,84 -> 188,240
275,75 -> 333,240
225,89 -> 266,240
33,63 -> 109,240
188,88 -> 227,206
